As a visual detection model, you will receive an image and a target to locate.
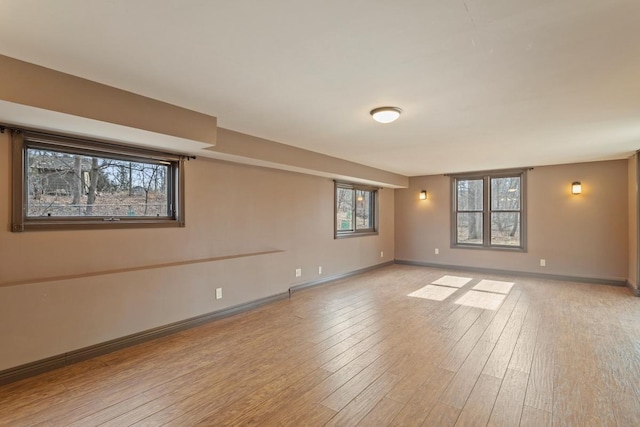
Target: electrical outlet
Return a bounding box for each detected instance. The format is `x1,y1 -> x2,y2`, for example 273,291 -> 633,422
215,288 -> 222,300
380,251 -> 384,258
295,268 -> 302,277
435,248 -> 439,255
318,266 -> 322,275
540,259 -> 546,267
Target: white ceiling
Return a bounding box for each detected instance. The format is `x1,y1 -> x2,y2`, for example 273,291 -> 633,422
1,0 -> 638,176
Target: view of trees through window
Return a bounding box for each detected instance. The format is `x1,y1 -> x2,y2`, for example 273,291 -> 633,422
490,177 -> 521,246
27,148 -> 170,218
456,179 -> 484,244
336,187 -> 354,231
455,174 -> 522,248
336,184 -> 376,235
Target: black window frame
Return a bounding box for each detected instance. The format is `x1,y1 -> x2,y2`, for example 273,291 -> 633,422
334,182 -> 378,238
10,128 -> 186,232
451,169 -> 527,251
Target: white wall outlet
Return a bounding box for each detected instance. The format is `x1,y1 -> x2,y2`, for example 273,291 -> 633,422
540,259 -> 546,267
215,288 -> 222,300
435,248 -> 439,255
380,251 -> 384,258
318,266 -> 322,275
295,268 -> 302,277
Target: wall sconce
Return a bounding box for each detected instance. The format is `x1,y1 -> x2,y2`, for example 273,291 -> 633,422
419,190 -> 427,200
571,181 -> 582,195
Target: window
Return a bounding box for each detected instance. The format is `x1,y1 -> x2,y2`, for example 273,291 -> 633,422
335,182 -> 378,237
11,128 -> 185,231
452,169 -> 526,250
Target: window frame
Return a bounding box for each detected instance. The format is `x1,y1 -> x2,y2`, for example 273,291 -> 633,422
450,168 -> 527,251
334,182 -> 379,238
11,128 -> 186,232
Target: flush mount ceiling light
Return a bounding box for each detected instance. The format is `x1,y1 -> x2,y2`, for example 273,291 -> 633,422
370,106 -> 402,124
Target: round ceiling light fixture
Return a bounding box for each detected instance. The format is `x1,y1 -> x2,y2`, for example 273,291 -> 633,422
370,106 -> 402,124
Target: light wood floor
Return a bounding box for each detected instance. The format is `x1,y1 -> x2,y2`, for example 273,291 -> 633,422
1,265 -> 639,426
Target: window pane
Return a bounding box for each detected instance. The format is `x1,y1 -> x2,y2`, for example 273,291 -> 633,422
491,212 -> 520,246
336,187 -> 353,231
355,190 -> 372,230
457,179 -> 483,211
491,177 -> 520,210
457,212 -> 483,244
27,148 -> 169,218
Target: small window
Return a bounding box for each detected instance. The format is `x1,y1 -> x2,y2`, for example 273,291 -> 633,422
335,182 -> 378,238
11,129 -> 186,232
452,169 -> 526,250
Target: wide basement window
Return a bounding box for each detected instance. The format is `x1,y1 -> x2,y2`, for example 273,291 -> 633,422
335,182 -> 378,238
11,129 -> 185,231
451,169 -> 527,250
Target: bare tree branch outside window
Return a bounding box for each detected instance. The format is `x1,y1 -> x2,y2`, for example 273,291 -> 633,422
26,148 -> 169,218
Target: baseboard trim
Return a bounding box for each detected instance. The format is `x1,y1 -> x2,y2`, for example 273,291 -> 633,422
0,291 -> 289,386
395,259 -> 628,287
289,261 -> 395,294
626,280 -> 640,296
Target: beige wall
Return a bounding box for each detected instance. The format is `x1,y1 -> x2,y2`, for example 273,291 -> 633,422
395,160 -> 628,282
0,132 -> 394,371
628,154 -> 638,290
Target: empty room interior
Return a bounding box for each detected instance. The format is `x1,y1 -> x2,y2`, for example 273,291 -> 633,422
1,1 -> 639,426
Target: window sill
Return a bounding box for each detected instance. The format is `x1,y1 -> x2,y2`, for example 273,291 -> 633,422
451,244 -> 526,253
335,231 -> 379,239
13,219 -> 184,232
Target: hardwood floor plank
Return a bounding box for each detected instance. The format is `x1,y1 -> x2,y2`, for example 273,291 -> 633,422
259,351 -> 382,425
277,403 -> 337,427
487,368 -> 528,426
390,368 -> 455,426
439,339 -> 496,409
385,361 -> 438,404
524,335 -> 555,412
454,374 -> 501,427
519,405 -> 552,427
479,290 -> 522,344
440,308 -> 498,373
611,386 -> 640,426
320,327 -> 387,373
356,397 -> 405,426
421,401 -> 460,427
482,297 -> 529,379
320,350 -> 404,412
551,286 -> 618,427
194,367 -> 334,426
508,309 -> 540,374
324,371 -> 401,426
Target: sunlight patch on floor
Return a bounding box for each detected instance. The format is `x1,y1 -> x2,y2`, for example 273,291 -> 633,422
472,279 -> 515,294
455,290 -> 506,310
432,275 -> 473,288
408,285 -> 459,301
